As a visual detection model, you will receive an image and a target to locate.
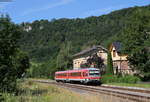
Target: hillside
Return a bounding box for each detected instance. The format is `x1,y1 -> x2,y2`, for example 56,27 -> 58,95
19,5 -> 150,78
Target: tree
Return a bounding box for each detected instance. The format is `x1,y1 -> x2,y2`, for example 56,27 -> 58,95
56,42 -> 73,70
106,52 -> 114,75
0,15 -> 29,92
80,53 -> 104,72
86,54 -> 104,68
120,9 -> 150,78
128,47 -> 150,79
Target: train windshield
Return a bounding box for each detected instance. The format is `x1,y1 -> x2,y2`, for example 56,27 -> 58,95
89,70 -> 100,76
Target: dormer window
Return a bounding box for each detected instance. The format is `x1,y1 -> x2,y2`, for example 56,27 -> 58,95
113,50 -> 116,57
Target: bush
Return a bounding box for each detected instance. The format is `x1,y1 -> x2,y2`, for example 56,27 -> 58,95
100,75 -> 118,83
0,93 -> 4,102
101,75 -> 141,84
118,75 -> 141,83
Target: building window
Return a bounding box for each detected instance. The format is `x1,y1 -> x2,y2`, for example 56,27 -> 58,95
113,50 -> 116,57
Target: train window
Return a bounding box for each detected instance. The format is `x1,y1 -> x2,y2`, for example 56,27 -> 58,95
89,73 -> 99,76
70,72 -> 81,76
89,70 -> 100,76
56,73 -> 67,77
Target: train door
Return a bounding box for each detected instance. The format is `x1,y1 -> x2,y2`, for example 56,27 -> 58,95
66,71 -> 70,82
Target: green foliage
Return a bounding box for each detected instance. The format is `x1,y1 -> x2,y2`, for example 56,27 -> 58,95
26,59 -> 57,79
128,48 -> 150,78
101,75 -> 140,84
1,80 -> 101,102
0,93 -> 4,102
100,75 -> 118,83
19,6 -> 140,66
106,52 -> 114,75
0,15 -> 29,92
19,5 -> 150,78
56,42 -> 73,71
81,53 -> 104,69
118,75 -> 141,83
118,7 -> 150,78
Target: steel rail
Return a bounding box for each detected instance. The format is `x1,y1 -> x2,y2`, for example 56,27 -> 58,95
100,86 -> 150,94
34,80 -> 150,102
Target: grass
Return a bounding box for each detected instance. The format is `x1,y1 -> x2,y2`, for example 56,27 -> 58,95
1,80 -> 104,102
2,79 -> 139,102
106,83 -> 150,88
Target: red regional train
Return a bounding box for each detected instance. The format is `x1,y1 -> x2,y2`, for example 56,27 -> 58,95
55,68 -> 101,83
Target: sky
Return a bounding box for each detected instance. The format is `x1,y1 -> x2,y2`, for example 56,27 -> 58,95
0,0 -> 150,23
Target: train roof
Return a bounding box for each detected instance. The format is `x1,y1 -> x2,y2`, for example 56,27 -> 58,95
72,68 -> 99,71
55,68 -> 99,74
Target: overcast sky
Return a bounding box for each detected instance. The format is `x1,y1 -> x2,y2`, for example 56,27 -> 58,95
0,0 -> 150,23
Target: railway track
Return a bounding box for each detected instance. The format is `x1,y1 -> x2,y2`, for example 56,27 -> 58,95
34,80 -> 150,102
100,85 -> 150,94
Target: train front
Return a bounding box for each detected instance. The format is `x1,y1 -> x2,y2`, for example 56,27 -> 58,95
86,68 -> 101,83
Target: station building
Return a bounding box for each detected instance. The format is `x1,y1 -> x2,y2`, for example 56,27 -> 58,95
72,42 -> 135,75
72,45 -> 108,70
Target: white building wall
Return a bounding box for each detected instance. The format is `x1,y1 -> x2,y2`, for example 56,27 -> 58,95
97,51 -> 107,65
73,49 -> 107,69
111,47 -> 127,61
73,57 -> 89,69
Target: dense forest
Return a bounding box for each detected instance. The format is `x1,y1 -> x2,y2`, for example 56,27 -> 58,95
19,5 -> 150,78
